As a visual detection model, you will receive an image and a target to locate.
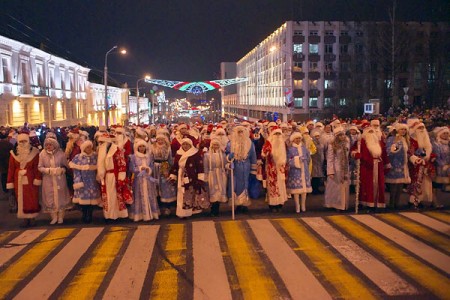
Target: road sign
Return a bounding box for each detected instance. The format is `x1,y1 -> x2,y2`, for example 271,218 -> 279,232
403,87 -> 409,94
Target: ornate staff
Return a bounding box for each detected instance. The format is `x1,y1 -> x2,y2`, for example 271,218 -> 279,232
354,140 -> 361,214
227,154 -> 235,220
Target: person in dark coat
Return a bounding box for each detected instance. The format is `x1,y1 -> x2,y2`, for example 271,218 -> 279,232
0,131 -> 14,212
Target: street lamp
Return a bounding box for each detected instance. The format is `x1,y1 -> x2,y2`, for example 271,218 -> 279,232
136,75 -> 151,125
104,45 -> 126,127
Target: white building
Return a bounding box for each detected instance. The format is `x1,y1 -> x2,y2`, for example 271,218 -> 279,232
0,35 -> 90,127
128,95 -> 150,125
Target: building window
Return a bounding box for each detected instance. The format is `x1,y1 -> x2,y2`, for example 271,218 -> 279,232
356,31 -> 363,36
340,44 -> 348,54
294,97 -> 303,108
309,62 -> 318,71
324,80 -> 334,89
324,97 -> 332,107
339,98 -> 347,106
340,31 -> 349,36
293,62 -> 303,72
325,62 -> 333,71
310,30 -> 318,36
309,44 -> 319,54
1,57 -> 11,83
309,97 -> 318,107
325,44 -> 333,54
355,62 -> 363,73
293,44 -> 303,54
309,79 -> 318,89
294,79 -> 303,89
355,43 -> 363,54
340,62 -> 349,72
294,30 -> 303,35
325,30 -> 334,36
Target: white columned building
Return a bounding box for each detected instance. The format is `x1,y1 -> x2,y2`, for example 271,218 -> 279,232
0,35 -> 90,127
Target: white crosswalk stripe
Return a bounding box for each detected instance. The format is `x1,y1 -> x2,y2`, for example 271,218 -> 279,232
0,212 -> 449,299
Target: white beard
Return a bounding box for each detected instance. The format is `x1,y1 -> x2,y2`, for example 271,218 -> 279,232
269,135 -> 286,166
231,132 -> 251,161
414,129 -> 432,159
17,143 -> 31,161
363,132 -> 382,158
65,139 -> 75,157
374,129 -> 382,141
151,143 -> 170,160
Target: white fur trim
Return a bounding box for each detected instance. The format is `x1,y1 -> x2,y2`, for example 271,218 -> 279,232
73,182 -> 84,190
409,155 -> 420,164
118,172 -> 126,181
198,173 -> 205,181
6,183 -> 14,189
33,179 -> 42,186
294,156 -> 302,169
169,174 -> 177,181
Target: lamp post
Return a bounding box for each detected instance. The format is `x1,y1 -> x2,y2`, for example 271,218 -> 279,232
136,75 -> 151,125
104,46 -> 126,128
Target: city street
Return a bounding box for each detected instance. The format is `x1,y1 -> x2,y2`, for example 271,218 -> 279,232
0,193 -> 449,299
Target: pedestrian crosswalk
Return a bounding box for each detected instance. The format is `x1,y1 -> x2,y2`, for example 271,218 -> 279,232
0,212 -> 449,299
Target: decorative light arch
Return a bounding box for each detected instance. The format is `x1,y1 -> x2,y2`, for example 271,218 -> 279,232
145,78 -> 248,95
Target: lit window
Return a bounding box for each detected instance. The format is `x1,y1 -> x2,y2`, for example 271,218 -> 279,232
309,97 -> 318,107
324,80 -> 334,89
309,44 -> 319,54
309,79 -> 318,88
294,97 -> 303,107
293,44 -> 303,54
339,98 -> 347,106
309,62 -> 318,71
294,79 -> 303,88
324,98 -> 332,107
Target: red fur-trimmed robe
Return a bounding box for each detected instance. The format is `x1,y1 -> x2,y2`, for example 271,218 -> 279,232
352,138 -> 390,208
7,147 -> 42,218
261,140 -> 288,205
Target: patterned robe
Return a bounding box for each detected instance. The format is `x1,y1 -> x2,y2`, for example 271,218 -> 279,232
38,149 -> 71,212
129,153 -> 160,221
151,144 -> 177,203
7,147 -> 42,219
432,140 -> 449,188
324,141 -> 350,210
69,152 -> 101,205
97,143 -> 133,219
204,151 -> 228,203
385,136 -> 411,184
261,141 -> 288,205
286,143 -> 312,194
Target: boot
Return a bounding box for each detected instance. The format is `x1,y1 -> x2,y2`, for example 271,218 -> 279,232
50,212 -> 58,225
86,206 -> 93,223
20,219 -> 30,228
211,202 -> 220,217
301,196 -> 306,212
294,195 -> 300,213
81,206 -> 88,223
57,210 -> 65,224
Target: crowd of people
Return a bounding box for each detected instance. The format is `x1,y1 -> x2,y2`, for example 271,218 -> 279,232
0,110 -> 448,227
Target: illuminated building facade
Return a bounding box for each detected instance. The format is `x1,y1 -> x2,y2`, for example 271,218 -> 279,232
0,35 -> 90,127
224,21 -> 449,122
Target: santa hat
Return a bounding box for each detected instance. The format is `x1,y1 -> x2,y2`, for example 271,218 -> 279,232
333,126 -> 345,135
79,130 -> 90,140
181,138 -> 193,147
215,128 -> 226,136
267,122 -> 277,129
434,126 -> 449,138
207,124 -> 214,134
178,123 -> 189,130
395,123 -> 409,132
298,126 -> 309,134
98,133 -> 115,143
46,132 -> 57,140
68,128 -> 80,138
289,132 -> 303,143
80,140 -> 93,153
241,121 -> 251,127
269,126 -> 282,135
44,136 -> 59,148
315,122 -> 324,129
133,139 -> 148,153
407,118 -> 424,135
330,117 -> 341,128
370,119 -> 380,126
280,123 -> 288,129
311,129 -> 321,137
115,125 -> 125,134
135,127 -> 147,138
349,125 -> 359,133
17,129 -> 30,142
98,125 -> 107,132
361,122 -> 372,132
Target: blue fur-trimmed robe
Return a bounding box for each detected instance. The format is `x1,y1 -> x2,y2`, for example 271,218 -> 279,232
286,143 -> 312,194
385,136 -> 411,184
69,152 -> 101,205
129,153 -> 160,221
432,140 -> 449,188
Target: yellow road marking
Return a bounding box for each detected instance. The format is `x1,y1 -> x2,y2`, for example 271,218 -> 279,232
377,214 -> 450,253
0,231 -> 18,244
275,218 -> 377,300
328,215 -> 450,300
150,224 -> 186,300
0,228 -> 73,299
221,221 -> 282,299
60,227 -> 129,300
423,211 -> 450,224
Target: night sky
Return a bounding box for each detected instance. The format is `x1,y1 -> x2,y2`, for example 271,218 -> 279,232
1,0 -> 448,97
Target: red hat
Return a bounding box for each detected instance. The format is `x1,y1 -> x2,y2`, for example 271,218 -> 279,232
361,122 -> 371,131
207,124 -> 214,133
269,126 -> 282,135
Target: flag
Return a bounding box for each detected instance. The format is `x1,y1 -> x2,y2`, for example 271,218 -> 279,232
284,88 -> 294,108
